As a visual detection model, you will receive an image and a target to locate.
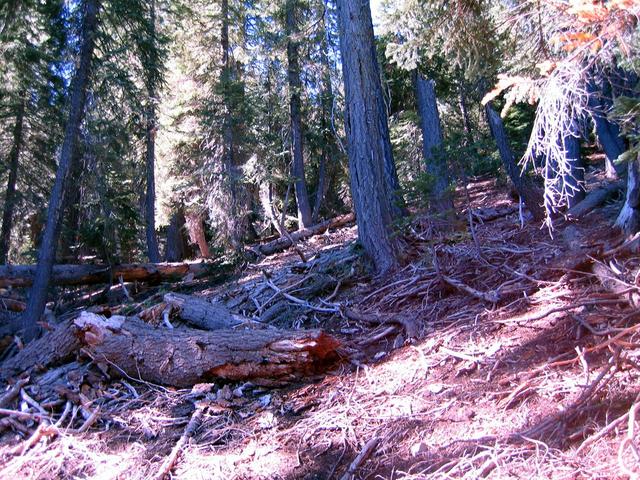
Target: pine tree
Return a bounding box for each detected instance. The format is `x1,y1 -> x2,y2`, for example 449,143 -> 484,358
336,0 -> 401,273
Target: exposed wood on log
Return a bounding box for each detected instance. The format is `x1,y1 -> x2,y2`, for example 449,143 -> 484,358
566,181 -> 623,219
250,213 -> 355,257
1,313 -> 342,387
76,314 -> 341,387
0,262 -> 217,288
163,293 -> 245,330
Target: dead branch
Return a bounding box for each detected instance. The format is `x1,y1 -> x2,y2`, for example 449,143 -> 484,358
153,402 -> 206,480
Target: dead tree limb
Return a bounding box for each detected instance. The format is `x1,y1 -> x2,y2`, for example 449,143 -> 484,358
163,293 -> 245,330
0,262 -> 217,288
250,213 -> 355,257
566,181 -> 623,219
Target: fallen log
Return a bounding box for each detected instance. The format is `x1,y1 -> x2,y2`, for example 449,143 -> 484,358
0,261 -> 217,288
1,313 -> 342,387
566,181 -> 623,219
250,213 -> 355,257
163,293 -> 245,330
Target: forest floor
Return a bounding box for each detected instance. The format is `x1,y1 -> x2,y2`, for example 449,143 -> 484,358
1,173 -> 640,479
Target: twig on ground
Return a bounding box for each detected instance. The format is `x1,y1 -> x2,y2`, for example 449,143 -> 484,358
441,275 -> 500,303
339,436 -> 380,480
153,402 -> 206,480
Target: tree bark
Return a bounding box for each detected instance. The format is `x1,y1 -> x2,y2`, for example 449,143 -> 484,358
586,77 -> 625,178
0,94 -> 25,264
336,0 -> 401,274
185,212 -> 210,258
21,0 -> 100,341
286,0 -> 312,229
250,212 -> 354,256
313,12 -> 336,224
562,117 -> 586,209
58,145 -> 84,261
616,153 -> 640,235
144,0 -> 160,263
220,0 -> 245,249
0,262 -> 216,288
165,209 -> 190,262
415,73 -> 455,216
1,314 -> 342,387
485,104 -> 546,221
164,292 -> 245,330
458,84 -> 474,146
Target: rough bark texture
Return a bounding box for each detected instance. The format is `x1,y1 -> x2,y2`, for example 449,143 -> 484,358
313,18 -> 335,224
286,0 -> 312,229
562,117 -> 586,209
250,213 -> 354,257
336,0 -> 400,274
616,154 -> 640,235
185,213 -> 211,258
59,145 -> 84,261
0,94 -> 25,264
485,105 -> 546,221
165,209 -> 191,262
219,0 -> 246,249
0,262 -> 216,288
21,0 -> 100,340
1,314 -> 342,387
416,74 -> 454,216
586,77 -> 625,178
0,318 -> 82,381
164,293 -> 245,330
144,0 -> 160,263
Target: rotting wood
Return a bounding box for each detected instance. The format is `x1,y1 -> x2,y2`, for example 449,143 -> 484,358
163,293 -> 246,330
1,313 -> 342,387
0,261 -> 217,288
249,213 -> 355,257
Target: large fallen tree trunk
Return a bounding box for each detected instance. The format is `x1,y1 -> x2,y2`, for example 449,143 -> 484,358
1,313 -> 341,386
0,261 -> 216,288
250,213 -> 355,257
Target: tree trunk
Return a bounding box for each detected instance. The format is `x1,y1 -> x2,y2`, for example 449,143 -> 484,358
0,262 -> 218,288
336,0 -> 402,274
220,0 -> 245,249
615,153 -> 640,235
313,13 -> 336,224
415,73 -> 455,216
20,0 -> 100,341
485,104 -> 546,221
185,212 -> 210,258
58,145 -> 84,261
144,0 -> 160,263
458,85 -> 475,146
562,117 -> 586,209
586,77 -> 625,178
1,314 -> 342,387
165,209 -> 191,262
250,212 -> 354,256
0,94 -> 25,264
286,0 -> 313,229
